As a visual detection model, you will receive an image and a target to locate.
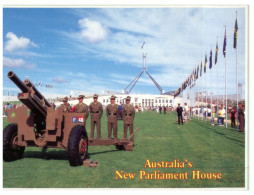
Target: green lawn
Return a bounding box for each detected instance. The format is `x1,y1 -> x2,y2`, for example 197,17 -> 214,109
3,111 -> 245,188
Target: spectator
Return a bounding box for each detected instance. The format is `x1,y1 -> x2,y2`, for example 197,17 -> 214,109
176,103 -> 183,125
221,106 -> 226,126
159,106 -> 162,114
184,103 -> 191,121
238,102 -> 245,132
207,107 -> 211,117
218,106 -> 225,126
203,107 -> 207,118
119,103 -> 123,120
230,107 -> 236,128
211,107 -> 216,125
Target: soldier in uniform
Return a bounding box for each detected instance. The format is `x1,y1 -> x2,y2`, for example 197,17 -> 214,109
59,97 -> 71,112
106,95 -> 120,139
89,94 -> 103,139
122,96 -> 135,140
74,95 -> 89,126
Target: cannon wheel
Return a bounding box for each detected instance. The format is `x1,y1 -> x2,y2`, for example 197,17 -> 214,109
3,123 -> 25,161
67,125 -> 88,166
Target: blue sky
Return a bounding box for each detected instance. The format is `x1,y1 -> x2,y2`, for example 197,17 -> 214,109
3,7 -> 246,97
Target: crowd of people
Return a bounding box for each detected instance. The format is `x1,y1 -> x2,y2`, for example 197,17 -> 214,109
3,103 -> 20,117
132,105 -> 174,114
177,102 -> 245,132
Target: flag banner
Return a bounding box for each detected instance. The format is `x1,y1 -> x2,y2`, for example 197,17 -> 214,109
204,54 -> 207,73
200,61 -> 202,77
223,29 -> 227,57
215,40 -> 218,64
197,64 -> 199,79
209,49 -> 212,69
233,18 -> 238,49
195,67 -> 196,80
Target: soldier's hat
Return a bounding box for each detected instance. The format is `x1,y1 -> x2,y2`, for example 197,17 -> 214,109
93,94 -> 99,98
62,97 -> 68,102
126,96 -> 131,100
110,95 -> 117,100
78,95 -> 85,99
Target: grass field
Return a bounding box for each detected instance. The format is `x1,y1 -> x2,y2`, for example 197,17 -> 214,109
3,111 -> 245,188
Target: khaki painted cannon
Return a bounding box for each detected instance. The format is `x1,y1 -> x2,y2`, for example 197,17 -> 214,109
3,71 -> 137,166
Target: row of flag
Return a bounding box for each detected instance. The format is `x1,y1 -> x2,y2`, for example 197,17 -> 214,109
174,16 -> 238,98
35,82 -> 54,88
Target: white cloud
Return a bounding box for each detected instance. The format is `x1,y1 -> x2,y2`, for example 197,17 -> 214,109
60,8 -> 246,95
3,56 -> 35,69
5,32 -> 38,52
78,18 -> 108,43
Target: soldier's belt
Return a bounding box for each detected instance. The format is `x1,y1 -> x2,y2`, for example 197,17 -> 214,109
91,111 -> 100,113
125,114 -> 133,116
108,113 -> 117,115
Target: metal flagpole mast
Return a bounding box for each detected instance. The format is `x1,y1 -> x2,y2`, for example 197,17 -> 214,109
201,60 -> 203,120
216,36 -> 219,119
195,77 -> 197,119
192,77 -> 194,117
236,11 -> 239,129
210,46 -> 213,122
198,73 -> 199,120
225,26 -> 228,128
205,65 -> 208,121
210,70 -> 212,121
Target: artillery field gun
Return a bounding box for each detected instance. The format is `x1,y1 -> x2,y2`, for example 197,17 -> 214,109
3,71 -> 136,166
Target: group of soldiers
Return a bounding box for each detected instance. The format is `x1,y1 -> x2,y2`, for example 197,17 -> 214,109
59,94 -> 135,140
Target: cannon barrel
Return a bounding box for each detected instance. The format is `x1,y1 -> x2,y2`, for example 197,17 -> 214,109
7,71 -> 52,118
24,79 -> 51,107
7,71 -> 29,93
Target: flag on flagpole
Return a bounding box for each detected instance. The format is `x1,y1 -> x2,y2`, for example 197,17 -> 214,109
204,54 -> 207,73
195,67 -> 197,80
197,64 -> 199,79
141,40 -> 145,49
209,48 -> 212,69
200,61 -> 202,77
215,40 -> 218,64
223,29 -> 227,57
233,18 -> 238,49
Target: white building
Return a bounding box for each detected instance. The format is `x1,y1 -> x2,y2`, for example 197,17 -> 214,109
56,94 -> 184,108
